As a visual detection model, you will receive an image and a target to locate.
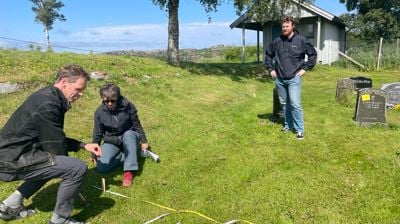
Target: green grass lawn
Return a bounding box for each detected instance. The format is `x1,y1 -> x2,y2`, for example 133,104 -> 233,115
0,50 -> 399,223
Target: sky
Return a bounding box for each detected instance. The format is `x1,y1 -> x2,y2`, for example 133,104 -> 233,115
0,0 -> 348,53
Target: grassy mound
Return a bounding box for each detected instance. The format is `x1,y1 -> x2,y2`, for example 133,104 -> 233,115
0,49 -> 399,223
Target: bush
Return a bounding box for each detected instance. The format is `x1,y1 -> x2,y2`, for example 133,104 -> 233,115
224,46 -> 261,62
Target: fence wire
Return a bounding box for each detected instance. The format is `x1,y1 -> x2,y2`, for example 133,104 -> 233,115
1,36 -> 400,69
339,38 -> 400,70
0,36 -> 105,54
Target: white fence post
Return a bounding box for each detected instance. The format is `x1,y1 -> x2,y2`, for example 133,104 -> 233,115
376,37 -> 383,70
328,40 -> 332,66
242,26 -> 246,64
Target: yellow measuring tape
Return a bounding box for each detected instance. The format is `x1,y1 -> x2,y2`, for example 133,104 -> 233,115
143,200 -> 254,224
91,185 -> 254,223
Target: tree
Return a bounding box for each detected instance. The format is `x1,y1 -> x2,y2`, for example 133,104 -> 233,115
362,9 -> 399,39
339,0 -> 400,39
152,0 -> 220,66
233,0 -> 313,24
31,0 -> 66,51
152,0 -> 313,66
339,13 -> 363,38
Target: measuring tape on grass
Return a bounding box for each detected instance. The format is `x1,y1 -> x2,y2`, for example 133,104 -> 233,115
142,200 -> 254,224
91,185 -> 254,224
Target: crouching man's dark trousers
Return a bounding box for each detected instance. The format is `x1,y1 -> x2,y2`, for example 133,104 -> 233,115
0,156 -> 88,217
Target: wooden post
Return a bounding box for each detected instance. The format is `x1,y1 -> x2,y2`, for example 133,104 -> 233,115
316,16 -> 321,62
242,26 -> 246,64
338,51 -> 366,69
397,38 -> 399,56
101,177 -> 106,193
257,30 -> 260,63
376,37 -> 383,70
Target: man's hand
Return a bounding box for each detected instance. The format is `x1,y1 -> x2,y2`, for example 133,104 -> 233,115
296,69 -> 306,77
85,143 -> 102,157
270,70 -> 277,79
141,143 -> 149,150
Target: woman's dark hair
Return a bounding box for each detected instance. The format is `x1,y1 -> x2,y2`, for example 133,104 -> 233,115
99,83 -> 121,100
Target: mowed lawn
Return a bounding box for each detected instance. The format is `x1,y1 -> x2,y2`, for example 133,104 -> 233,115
0,50 -> 399,223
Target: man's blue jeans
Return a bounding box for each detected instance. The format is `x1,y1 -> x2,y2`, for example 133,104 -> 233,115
275,76 -> 304,133
96,130 -> 140,173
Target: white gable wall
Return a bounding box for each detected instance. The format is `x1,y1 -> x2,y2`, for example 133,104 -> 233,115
254,2 -> 346,65
284,4 -> 315,18
320,20 -> 342,64
262,19 -> 345,65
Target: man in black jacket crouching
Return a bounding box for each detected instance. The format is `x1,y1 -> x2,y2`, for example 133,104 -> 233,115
0,64 -> 102,224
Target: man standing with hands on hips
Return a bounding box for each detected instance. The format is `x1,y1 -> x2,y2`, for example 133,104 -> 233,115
0,64 -> 101,224
265,16 -> 317,140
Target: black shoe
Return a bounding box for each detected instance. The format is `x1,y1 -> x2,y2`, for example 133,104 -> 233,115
296,132 -> 305,140
48,217 -> 87,224
0,203 -> 35,221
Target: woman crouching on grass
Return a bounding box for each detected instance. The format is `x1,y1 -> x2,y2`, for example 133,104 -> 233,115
92,83 -> 149,187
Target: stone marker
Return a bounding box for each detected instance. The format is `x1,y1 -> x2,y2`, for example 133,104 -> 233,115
90,71 -> 108,80
380,82 -> 400,108
272,87 -> 283,118
336,76 -> 372,106
336,78 -> 356,104
349,76 -> 372,89
354,88 -> 386,124
0,82 -> 19,94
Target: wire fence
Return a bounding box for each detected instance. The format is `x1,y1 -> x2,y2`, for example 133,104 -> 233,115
0,36 -> 256,63
0,36 -> 106,54
1,35 -> 400,70
338,38 -> 400,70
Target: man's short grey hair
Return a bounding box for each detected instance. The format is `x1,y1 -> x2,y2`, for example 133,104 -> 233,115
55,64 -> 90,83
99,83 -> 121,99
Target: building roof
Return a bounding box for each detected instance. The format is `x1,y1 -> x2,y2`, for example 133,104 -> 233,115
230,0 -> 346,31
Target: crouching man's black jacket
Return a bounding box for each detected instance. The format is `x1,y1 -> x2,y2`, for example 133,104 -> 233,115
0,86 -> 83,179
265,31 -> 317,79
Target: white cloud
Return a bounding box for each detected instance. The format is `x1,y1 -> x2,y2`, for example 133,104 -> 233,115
70,24 -> 168,42
0,41 -> 9,48
0,40 -> 27,49
54,21 -> 259,52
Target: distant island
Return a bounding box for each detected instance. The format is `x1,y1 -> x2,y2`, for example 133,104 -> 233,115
106,45 -> 235,62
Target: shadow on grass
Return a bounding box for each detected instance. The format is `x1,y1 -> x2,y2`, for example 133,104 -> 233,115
180,62 -> 274,83
29,173 -> 115,221
29,155 -> 147,221
257,113 -> 284,125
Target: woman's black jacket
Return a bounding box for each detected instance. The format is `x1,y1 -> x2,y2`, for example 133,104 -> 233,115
92,96 -> 147,146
